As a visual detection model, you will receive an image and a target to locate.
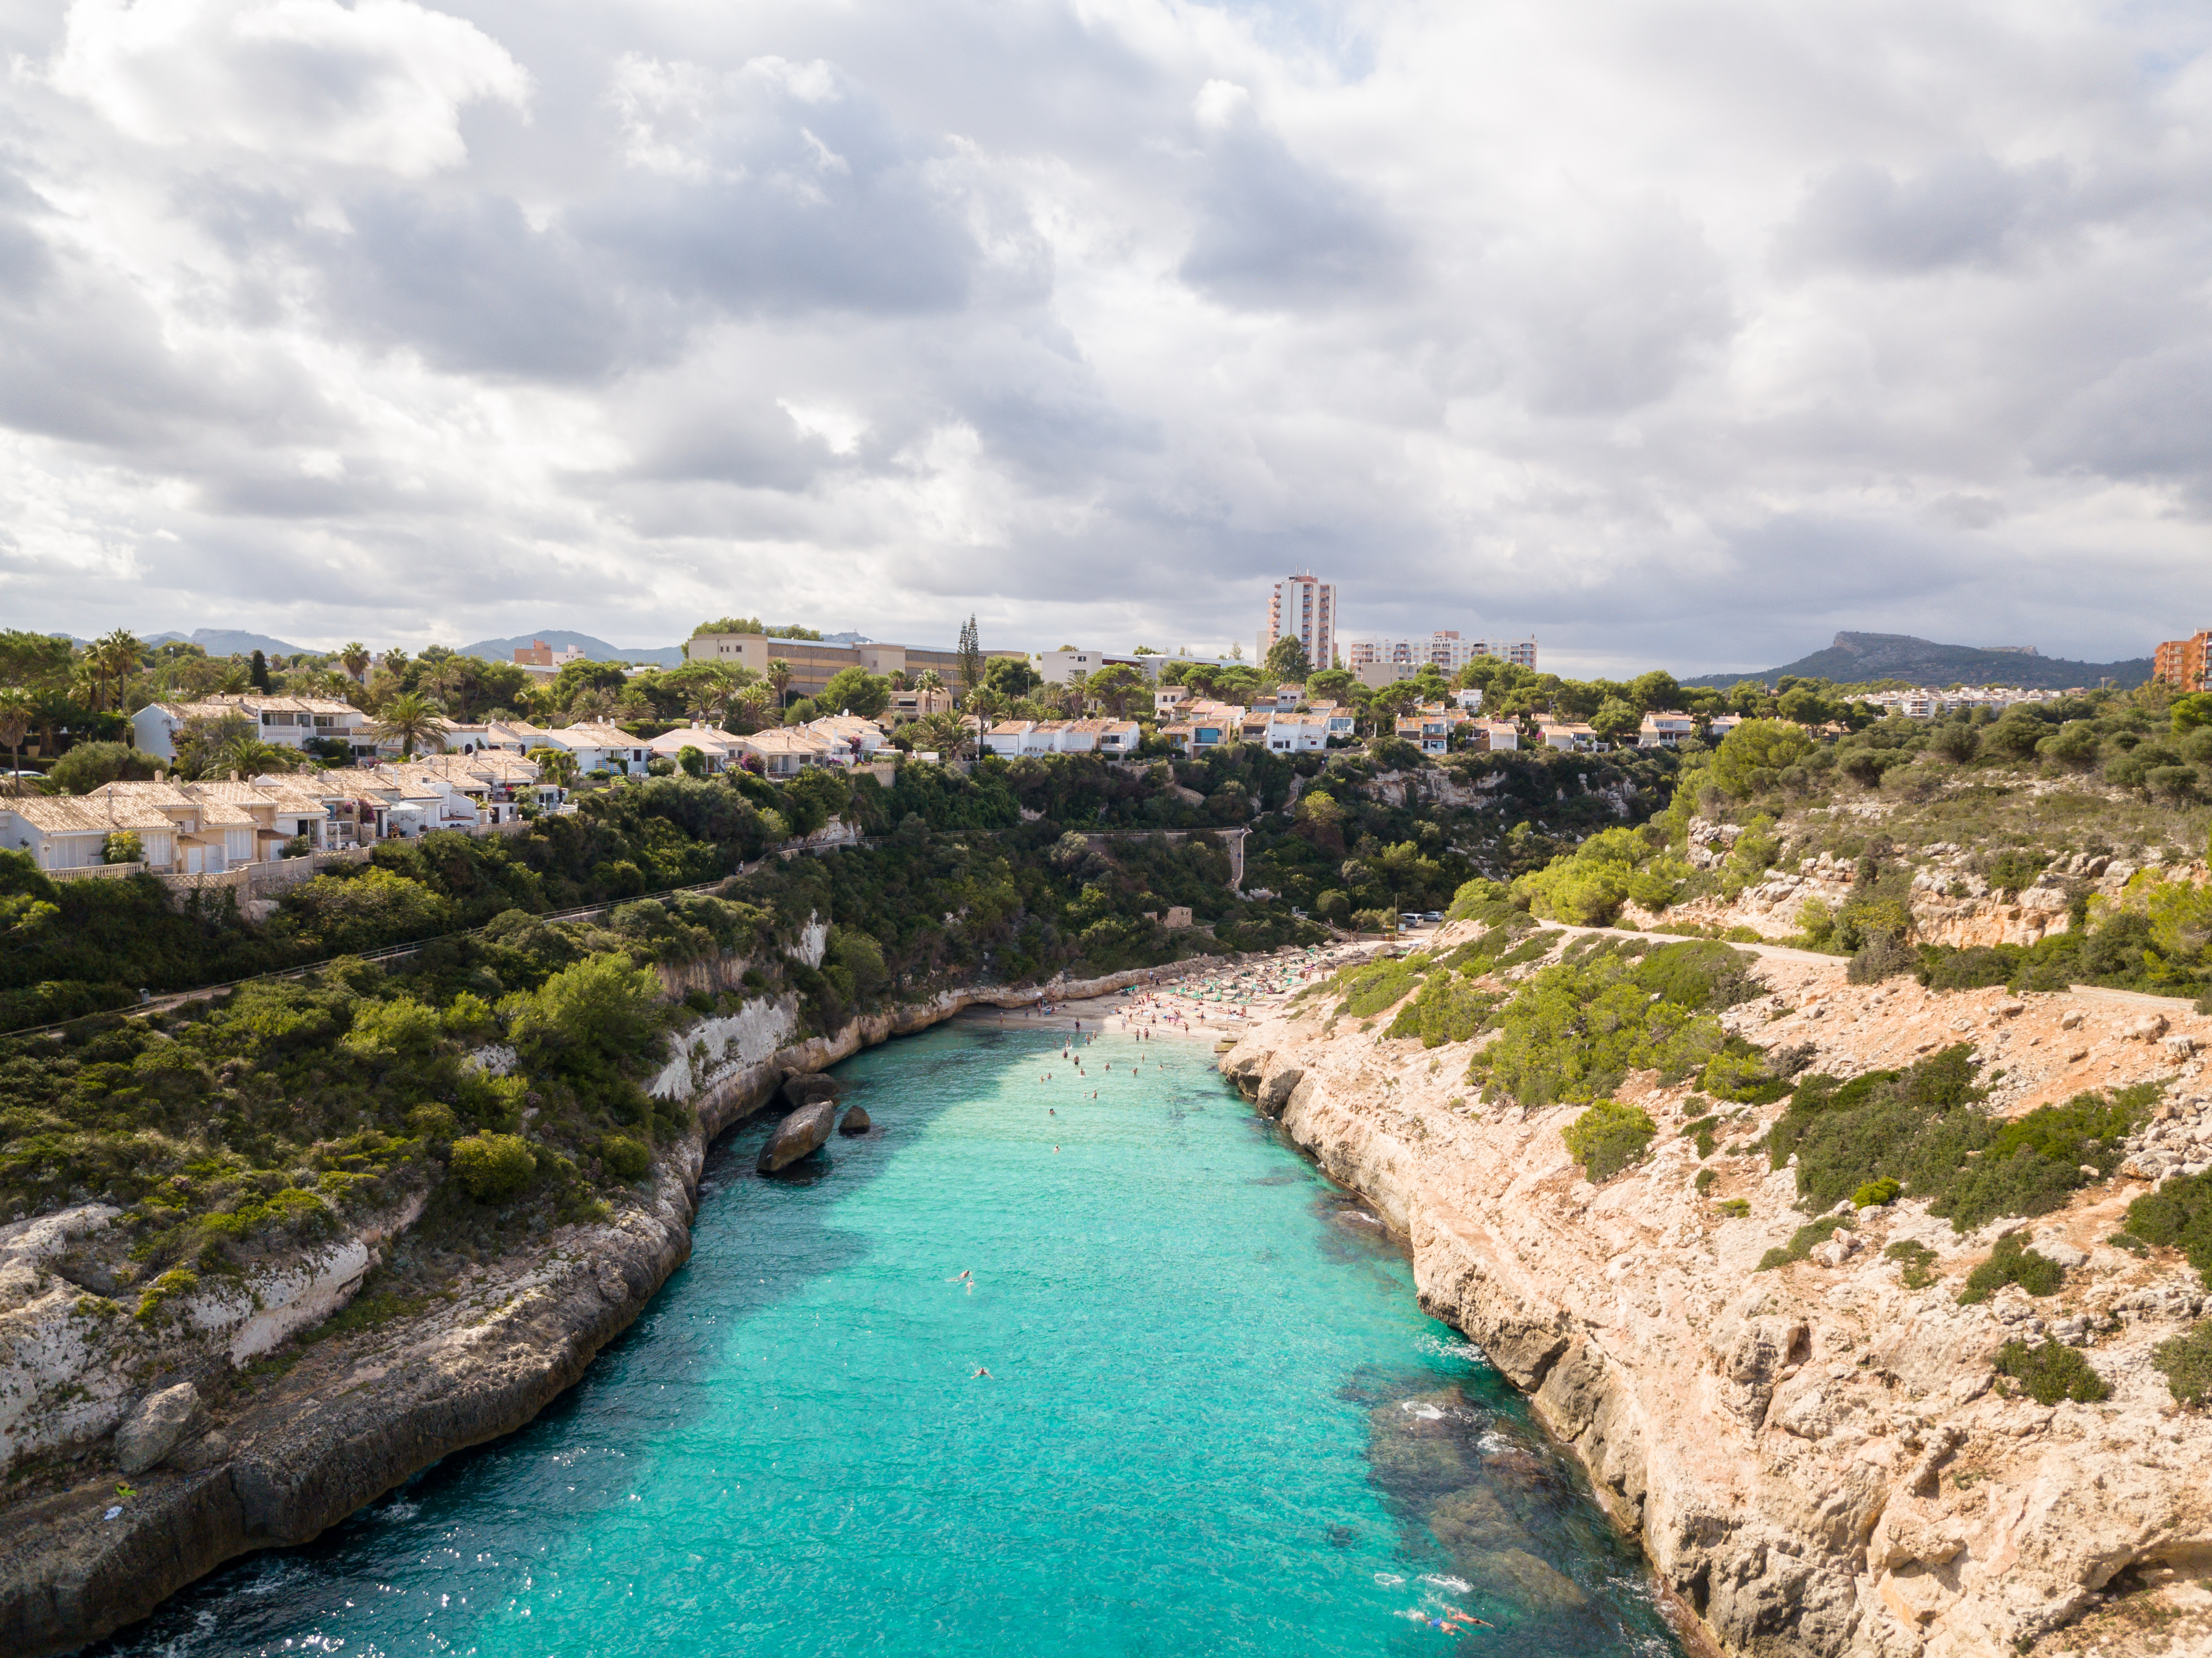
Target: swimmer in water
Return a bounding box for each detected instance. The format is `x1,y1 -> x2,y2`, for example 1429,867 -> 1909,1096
974,1367 -> 991,1378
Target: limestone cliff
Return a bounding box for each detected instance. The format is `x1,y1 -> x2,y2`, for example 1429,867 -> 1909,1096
1222,924 -> 2212,1658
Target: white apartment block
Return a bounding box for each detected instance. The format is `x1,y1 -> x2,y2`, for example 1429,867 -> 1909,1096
1262,573 -> 1335,671
1348,632 -> 1538,673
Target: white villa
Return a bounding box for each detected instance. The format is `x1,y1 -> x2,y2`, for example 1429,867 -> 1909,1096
132,694 -> 375,762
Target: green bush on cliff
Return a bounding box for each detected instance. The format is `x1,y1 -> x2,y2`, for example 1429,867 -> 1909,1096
449,1134 -> 538,1202
1334,956 -> 1428,1020
599,1135 -> 652,1183
1468,941 -> 1759,1109
2125,1169 -> 2212,1286
2151,1320 -> 2212,1405
1993,1337 -> 2109,1405
1385,973 -> 1501,1046
1767,1051 -> 2149,1229
1562,1099 -> 1656,1181
1958,1231 -> 2065,1304
1512,827 -> 1692,926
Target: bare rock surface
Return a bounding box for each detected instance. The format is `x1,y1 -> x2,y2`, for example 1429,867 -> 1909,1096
758,1101 -> 836,1171
1222,919 -> 2212,1658
113,1385 -> 201,1476
838,1105 -> 872,1136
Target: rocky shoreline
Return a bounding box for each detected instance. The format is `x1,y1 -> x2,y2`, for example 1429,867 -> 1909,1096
1219,924 -> 2212,1658
0,960 -> 1208,1657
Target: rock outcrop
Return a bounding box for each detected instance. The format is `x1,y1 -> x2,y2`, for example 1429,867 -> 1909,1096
1222,922 -> 2212,1658
838,1105 -> 872,1137
757,1101 -> 836,1171
113,1385 -> 201,1477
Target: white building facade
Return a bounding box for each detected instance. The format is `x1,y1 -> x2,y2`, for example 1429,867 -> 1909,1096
1262,573 -> 1335,671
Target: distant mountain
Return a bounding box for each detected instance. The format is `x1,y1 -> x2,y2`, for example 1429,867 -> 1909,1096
1682,631 -> 2153,691
458,631 -> 685,669
145,628 -> 313,657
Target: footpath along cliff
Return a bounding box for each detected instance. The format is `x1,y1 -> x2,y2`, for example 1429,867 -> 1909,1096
0,959 -> 1199,1657
1221,920 -> 2212,1658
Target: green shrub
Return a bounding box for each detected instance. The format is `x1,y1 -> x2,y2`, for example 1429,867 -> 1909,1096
1768,1057 -> 2147,1229
1885,1239 -> 1937,1289
2125,1169 -> 2212,1286
1958,1231 -> 2064,1304
1694,1167 -> 1716,1194
2106,1231 -> 2149,1257
1512,827 -> 1692,925
1715,1197 -> 1749,1218
1681,1114 -> 1719,1158
449,1133 -> 537,1202
2151,1320 -> 2212,1406
599,1134 -> 652,1182
1993,1338 -> 2110,1405
1853,1177 -> 1901,1208
1384,972 -> 1500,1046
1759,1214 -> 1853,1271
1444,878 -> 1511,920
1470,941 -> 1758,1110
1562,1099 -> 1656,1182
1335,957 -> 1426,1019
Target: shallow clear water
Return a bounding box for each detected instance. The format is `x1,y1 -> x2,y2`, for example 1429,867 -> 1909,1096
98,1022 -> 1683,1658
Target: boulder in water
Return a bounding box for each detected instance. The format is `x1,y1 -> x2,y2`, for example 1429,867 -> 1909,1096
758,1100 -> 836,1172
781,1072 -> 840,1110
838,1105 -> 871,1137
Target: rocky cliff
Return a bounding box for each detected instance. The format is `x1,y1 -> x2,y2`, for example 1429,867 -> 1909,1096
0,960 -> 1199,1656
1221,924 -> 2212,1658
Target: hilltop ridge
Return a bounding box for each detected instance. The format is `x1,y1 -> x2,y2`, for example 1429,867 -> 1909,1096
1685,632 -> 2153,691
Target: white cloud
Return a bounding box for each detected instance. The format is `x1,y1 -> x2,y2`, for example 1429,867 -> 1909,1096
0,0 -> 2208,670
48,0 -> 529,176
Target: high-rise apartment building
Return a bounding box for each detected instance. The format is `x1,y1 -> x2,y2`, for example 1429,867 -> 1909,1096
1263,573 -> 1335,671
1348,633 -> 1538,672
2153,630 -> 2211,693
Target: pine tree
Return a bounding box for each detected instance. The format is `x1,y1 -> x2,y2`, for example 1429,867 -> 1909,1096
958,615 -> 983,693
250,650 -> 271,691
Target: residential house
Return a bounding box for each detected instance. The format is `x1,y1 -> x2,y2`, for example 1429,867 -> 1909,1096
1311,702 -> 1358,742
1638,710 -> 1697,748
132,694 -> 374,762
731,727 -> 838,777
982,720 -> 1037,759
0,794 -> 177,872
1162,701 -> 1243,754
86,780 -> 258,871
531,722 -> 649,775
2154,631 -> 2212,693
1536,720 -> 1598,752
1092,719 -> 1142,756
647,722 -> 748,774
1153,685 -> 1191,717
438,719 -> 540,756
1473,721 -> 1519,752
1454,688 -> 1485,713
187,779 -> 332,857
1706,713 -> 1744,741
802,715 -> 891,761
1261,713 -> 1330,753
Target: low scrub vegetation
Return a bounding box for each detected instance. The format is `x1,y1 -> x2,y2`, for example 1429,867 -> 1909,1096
2125,1170 -> 2212,1287
1765,1048 -> 2151,1229
1993,1337 -> 2110,1405
1562,1099 -> 1657,1181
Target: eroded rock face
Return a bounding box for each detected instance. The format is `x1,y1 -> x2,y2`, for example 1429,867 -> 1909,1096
758,1100 -> 836,1172
1222,923 -> 2212,1658
114,1384 -> 201,1476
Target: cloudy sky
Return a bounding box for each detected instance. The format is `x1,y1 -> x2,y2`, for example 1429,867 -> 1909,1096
2,0 -> 2209,675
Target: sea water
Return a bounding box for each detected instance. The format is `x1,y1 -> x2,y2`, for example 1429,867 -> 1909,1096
96,1022 -> 1684,1658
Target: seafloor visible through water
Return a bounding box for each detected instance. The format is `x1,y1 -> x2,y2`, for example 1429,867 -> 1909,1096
95,1022 -> 1686,1658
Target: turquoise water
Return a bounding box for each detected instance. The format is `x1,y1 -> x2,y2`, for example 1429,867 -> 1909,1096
98,1023 -> 1682,1658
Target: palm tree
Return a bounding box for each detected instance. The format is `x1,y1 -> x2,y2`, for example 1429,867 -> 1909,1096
767,658 -> 793,709
371,691 -> 446,759
0,689 -> 32,795
339,642 -> 371,683
87,630 -> 144,710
